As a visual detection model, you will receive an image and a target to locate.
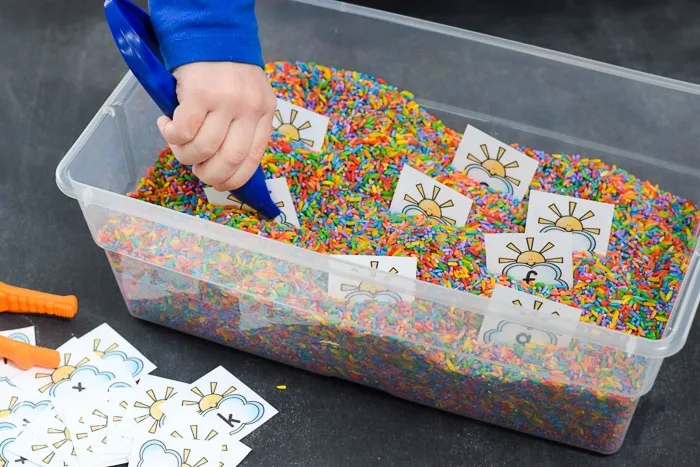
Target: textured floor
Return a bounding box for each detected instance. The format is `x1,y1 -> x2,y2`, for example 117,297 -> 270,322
0,0 -> 698,466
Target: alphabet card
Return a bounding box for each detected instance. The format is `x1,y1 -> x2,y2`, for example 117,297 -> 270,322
117,375 -> 190,439
452,125 -> 539,200
26,407 -> 79,466
327,255 -> 418,305
0,326 -> 36,380
8,428 -> 66,467
162,366 -> 277,441
203,177 -> 300,227
273,98 -> 330,153
484,233 -> 574,289
525,190 -> 615,255
0,428 -> 27,467
82,323 -> 157,381
478,285 -> 583,347
0,385 -> 52,430
14,337 -> 135,400
390,165 -> 473,227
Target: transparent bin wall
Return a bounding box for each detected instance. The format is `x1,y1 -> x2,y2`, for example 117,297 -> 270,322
58,0 -> 700,455
103,242 -> 641,454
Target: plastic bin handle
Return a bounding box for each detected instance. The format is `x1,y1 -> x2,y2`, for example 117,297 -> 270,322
103,0 -> 281,220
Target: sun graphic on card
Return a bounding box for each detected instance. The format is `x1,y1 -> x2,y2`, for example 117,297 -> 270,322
0,397 -> 17,419
512,299 -> 543,311
133,387 -> 177,434
499,238 -> 564,267
35,354 -> 91,393
182,382 -> 237,414
89,409 -> 109,445
498,237 -> 569,288
538,201 -> 601,253
340,261 -> 402,305
274,108 -> 315,147
180,448 -> 208,467
47,425 -> 72,450
30,443 -> 57,465
402,183 -> 456,225
171,425 -> 219,442
464,144 -> 521,195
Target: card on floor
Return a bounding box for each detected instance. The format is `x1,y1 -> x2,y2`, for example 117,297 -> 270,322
8,429 -> 64,467
204,177 -> 300,228
484,233 -> 574,289
28,408 -> 79,466
478,285 -> 583,347
524,190 -> 615,255
0,428 -> 29,467
273,98 -> 330,153
220,441 -> 252,467
119,375 -> 189,439
452,125 -> 539,200
390,165 -> 473,227
0,387 -> 52,430
15,338 -> 134,400
80,323 -> 157,381
0,326 -> 36,380
327,255 -> 418,305
163,366 -> 277,440
129,436 -> 219,467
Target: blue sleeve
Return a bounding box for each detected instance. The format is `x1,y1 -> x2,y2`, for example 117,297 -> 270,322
148,0 -> 263,71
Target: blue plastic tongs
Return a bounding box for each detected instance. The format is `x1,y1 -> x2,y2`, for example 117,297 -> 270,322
104,0 -> 281,219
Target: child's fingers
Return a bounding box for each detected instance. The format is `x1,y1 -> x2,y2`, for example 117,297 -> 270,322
156,116 -> 170,139
173,111 -> 231,166
193,118 -> 256,188
214,116 -> 272,191
161,101 -> 208,146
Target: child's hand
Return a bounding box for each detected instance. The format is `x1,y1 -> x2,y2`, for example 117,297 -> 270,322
157,62 -> 276,191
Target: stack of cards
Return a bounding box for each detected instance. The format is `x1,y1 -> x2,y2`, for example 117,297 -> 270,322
0,324 -> 276,467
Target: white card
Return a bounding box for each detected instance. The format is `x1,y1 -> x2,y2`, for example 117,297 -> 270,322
129,436 -> 218,467
327,255 -> 418,304
80,323 -> 157,381
484,233 -> 574,289
103,389 -> 135,457
452,125 -> 539,200
0,326 -> 36,380
525,190 -> 615,255
163,366 -> 277,440
478,285 -> 583,347
220,441 -> 251,467
27,408 -> 79,466
0,428 -> 30,467
8,429 -> 64,467
204,177 -> 300,227
390,165 -> 473,227
14,338 -> 131,399
263,177 -> 300,227
167,417 -> 222,443
273,98 -> 330,152
118,375 -> 189,439
0,387 -> 52,430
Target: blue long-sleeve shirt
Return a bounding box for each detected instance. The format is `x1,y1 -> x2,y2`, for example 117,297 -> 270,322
149,0 -> 263,71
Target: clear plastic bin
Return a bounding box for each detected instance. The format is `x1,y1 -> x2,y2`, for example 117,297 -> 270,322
56,0 -> 700,454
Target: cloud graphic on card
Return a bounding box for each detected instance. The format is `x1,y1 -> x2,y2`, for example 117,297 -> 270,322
137,439 -> 182,467
205,394 -> 265,435
50,365 -> 115,397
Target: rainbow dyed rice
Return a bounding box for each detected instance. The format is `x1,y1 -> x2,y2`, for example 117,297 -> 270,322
96,61 -> 700,453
